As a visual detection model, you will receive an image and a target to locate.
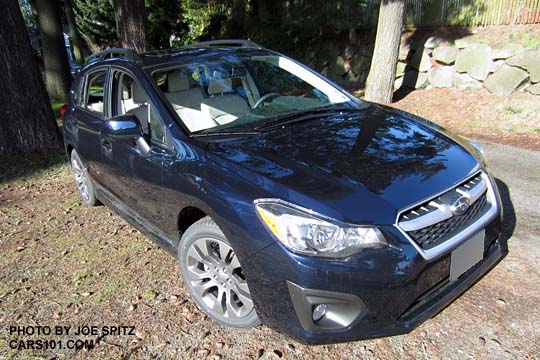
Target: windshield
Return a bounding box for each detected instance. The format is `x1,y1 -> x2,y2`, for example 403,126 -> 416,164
151,54 -> 360,133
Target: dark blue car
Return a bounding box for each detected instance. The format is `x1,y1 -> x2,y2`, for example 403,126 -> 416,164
63,40 -> 504,344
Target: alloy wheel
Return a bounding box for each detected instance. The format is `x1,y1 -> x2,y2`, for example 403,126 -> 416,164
184,237 -> 255,320
71,152 -> 91,204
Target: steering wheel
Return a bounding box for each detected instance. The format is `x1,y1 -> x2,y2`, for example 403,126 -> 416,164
253,93 -> 280,109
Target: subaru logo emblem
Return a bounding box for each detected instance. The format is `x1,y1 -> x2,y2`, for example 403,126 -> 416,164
450,196 -> 470,215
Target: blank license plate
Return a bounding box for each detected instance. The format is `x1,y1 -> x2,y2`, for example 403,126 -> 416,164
450,230 -> 485,281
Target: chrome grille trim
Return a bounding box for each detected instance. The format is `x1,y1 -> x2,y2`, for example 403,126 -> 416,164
395,171 -> 499,261
399,174 -> 487,232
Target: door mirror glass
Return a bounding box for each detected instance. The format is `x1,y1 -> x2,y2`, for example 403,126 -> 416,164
105,115 -> 143,138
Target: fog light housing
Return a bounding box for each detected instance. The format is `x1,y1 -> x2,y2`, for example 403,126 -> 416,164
312,304 -> 327,322
288,281 -> 366,333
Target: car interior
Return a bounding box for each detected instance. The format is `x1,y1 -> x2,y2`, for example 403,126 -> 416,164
152,56 -> 349,133
162,68 -> 254,132
85,71 -> 106,114
114,72 -> 166,145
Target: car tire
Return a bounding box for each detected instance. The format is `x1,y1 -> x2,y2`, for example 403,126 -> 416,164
70,149 -> 99,206
178,216 -> 260,328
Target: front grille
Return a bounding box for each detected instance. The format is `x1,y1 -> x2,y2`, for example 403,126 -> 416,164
408,194 -> 488,249
398,173 -> 491,251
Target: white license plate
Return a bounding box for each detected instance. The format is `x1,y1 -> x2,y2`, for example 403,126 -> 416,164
450,230 -> 485,281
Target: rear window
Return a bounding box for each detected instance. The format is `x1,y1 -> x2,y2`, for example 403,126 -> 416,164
84,70 -> 107,115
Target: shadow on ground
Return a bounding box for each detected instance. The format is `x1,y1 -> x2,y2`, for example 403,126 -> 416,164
0,150 -> 67,186
393,27 -> 474,102
494,178 -> 515,256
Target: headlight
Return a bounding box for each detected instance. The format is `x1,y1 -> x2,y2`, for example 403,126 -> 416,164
254,199 -> 387,258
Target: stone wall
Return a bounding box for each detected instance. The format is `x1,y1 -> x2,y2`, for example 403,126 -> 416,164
306,33 -> 539,97
395,38 -> 540,95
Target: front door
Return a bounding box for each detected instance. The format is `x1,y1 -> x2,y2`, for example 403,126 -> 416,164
100,69 -> 175,231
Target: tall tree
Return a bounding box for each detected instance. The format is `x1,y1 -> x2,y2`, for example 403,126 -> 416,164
0,0 -> 62,155
64,0 -> 86,64
364,0 -> 406,104
229,0 -> 246,36
35,0 -> 72,101
114,0 -> 147,52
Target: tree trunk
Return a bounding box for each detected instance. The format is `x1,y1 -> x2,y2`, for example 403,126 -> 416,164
114,0 -> 147,52
64,0 -> 86,64
35,0 -> 72,102
0,0 -> 63,155
364,0 -> 405,104
230,0 -> 246,35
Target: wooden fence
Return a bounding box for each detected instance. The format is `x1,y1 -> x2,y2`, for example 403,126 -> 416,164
403,0 -> 540,27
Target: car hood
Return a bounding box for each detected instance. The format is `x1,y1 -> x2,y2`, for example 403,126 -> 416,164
206,104 -> 479,224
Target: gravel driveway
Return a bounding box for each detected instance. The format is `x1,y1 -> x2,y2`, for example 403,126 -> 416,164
0,141 -> 539,359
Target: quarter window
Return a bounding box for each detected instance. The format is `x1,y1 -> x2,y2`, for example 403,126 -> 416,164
84,70 -> 107,115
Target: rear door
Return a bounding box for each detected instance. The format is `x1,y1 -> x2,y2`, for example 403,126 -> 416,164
74,67 -> 110,184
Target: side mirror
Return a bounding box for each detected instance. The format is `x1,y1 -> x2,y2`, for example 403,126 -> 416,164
106,115 -> 142,138
104,115 -> 150,155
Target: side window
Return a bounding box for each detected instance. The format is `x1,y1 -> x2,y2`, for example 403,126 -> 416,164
113,72 -> 168,147
84,70 -> 107,115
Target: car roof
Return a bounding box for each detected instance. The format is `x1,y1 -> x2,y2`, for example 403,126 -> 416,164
80,40 -> 274,73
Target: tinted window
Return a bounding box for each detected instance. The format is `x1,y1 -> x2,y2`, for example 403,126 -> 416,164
85,70 -> 107,115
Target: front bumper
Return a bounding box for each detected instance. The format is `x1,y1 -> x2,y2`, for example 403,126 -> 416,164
243,214 -> 504,345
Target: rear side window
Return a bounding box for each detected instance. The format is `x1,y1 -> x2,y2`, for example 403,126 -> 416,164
84,70 -> 107,115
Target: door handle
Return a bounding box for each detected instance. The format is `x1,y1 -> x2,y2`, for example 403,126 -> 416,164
101,137 -> 112,152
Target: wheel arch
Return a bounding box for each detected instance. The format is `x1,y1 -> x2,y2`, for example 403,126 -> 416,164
177,205 -> 208,238
66,143 -> 74,156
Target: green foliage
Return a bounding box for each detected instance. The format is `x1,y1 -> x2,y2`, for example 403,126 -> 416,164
74,0 -> 117,49
51,101 -> 64,118
146,0 -> 185,49
519,32 -> 540,49
34,0 -> 540,53
177,0 -> 214,46
74,0 -> 184,50
504,105 -> 523,114
143,289 -> 159,299
18,0 -> 35,28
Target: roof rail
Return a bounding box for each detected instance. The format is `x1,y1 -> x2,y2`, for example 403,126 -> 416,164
187,39 -> 263,50
86,48 -> 141,64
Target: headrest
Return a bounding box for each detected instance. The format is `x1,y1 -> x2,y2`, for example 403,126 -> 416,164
168,72 -> 190,92
131,82 -> 147,104
208,78 -> 233,95
212,70 -> 228,79
122,88 -> 129,100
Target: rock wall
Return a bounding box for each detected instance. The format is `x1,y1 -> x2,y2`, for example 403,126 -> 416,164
309,35 -> 539,96
394,37 -> 539,95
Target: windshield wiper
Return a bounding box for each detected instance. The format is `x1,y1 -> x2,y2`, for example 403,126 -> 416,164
190,129 -> 259,138
255,107 -> 357,131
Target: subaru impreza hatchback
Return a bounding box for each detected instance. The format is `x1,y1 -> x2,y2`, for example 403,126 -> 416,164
63,40 -> 504,344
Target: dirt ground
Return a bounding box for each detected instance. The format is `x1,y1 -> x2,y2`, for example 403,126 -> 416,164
1,89 -> 539,359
